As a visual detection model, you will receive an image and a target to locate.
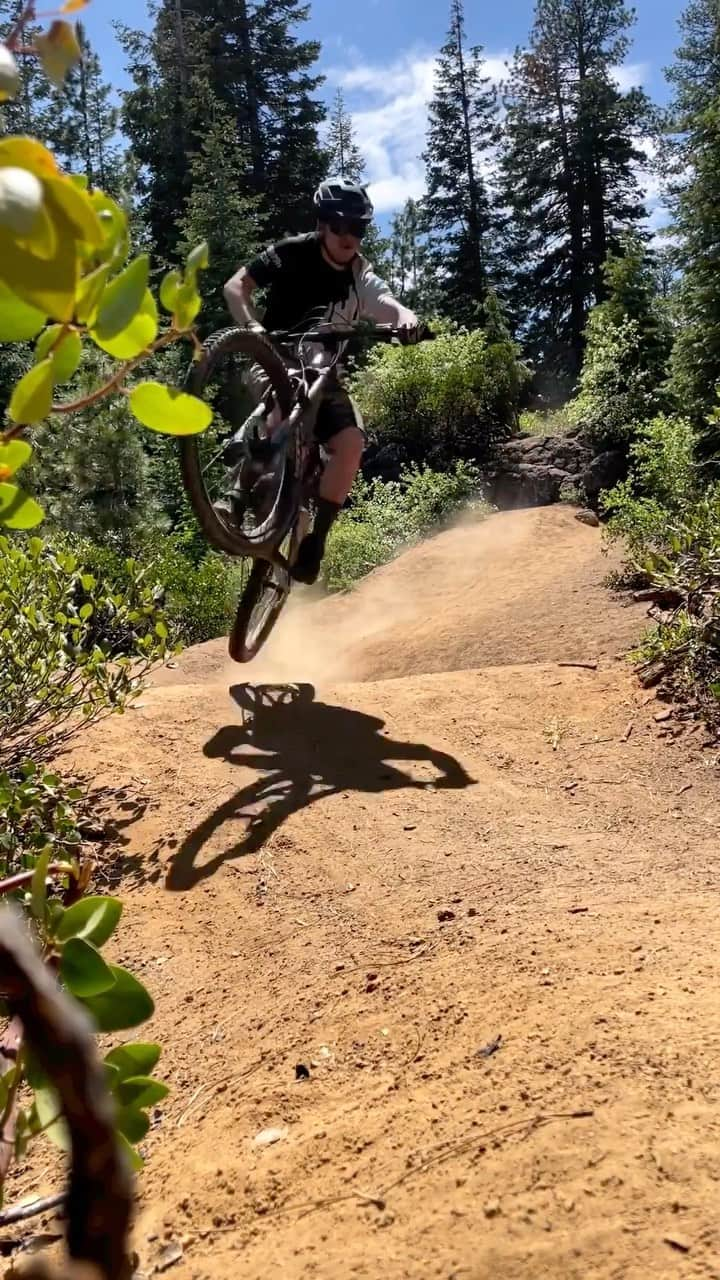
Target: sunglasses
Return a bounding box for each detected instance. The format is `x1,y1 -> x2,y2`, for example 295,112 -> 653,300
326,215 -> 370,240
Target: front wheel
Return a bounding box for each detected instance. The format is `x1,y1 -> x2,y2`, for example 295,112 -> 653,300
228,513 -> 310,663
179,327 -> 296,558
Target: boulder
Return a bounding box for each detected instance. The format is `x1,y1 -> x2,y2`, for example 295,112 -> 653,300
582,449 -> 628,506
491,434 -> 592,509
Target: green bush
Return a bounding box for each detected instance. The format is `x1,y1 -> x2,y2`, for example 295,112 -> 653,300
139,535 -> 243,645
350,328 -> 528,472
602,414 -> 698,562
65,532 -> 242,648
517,406 -> 576,437
568,314 -> 666,449
0,762 -> 83,881
0,536 -> 170,769
323,462 -> 489,593
603,412 -> 720,731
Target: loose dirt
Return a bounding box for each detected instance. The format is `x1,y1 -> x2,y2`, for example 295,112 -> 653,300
12,508 -> 720,1278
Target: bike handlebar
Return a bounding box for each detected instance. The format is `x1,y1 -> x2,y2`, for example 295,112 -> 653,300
269,323 -> 435,349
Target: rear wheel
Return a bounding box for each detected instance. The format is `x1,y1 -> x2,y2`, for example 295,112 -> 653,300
179,327 -> 296,557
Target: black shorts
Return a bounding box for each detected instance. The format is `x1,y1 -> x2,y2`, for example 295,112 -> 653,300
248,362 -> 365,446
315,384 -> 365,445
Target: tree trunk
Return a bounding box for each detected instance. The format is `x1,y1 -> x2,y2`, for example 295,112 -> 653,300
452,0 -> 485,299
236,0 -> 265,191
77,33 -> 95,189
553,58 -> 586,374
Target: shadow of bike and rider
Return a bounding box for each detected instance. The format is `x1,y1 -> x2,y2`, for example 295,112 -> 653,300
166,682 -> 475,891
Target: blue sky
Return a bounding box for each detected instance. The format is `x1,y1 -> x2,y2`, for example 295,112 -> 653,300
82,0 -> 686,220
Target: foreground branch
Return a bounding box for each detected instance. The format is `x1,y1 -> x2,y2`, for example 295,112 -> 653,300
0,906 -> 133,1280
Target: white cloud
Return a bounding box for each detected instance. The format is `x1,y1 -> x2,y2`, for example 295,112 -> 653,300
326,49 -> 511,214
610,61 -> 650,93
326,50 -> 654,219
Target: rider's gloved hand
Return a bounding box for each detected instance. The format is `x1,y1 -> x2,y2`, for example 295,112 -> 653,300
397,325 -> 418,346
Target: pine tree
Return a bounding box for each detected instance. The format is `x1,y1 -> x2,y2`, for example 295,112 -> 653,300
389,199 -> 433,312
0,1 -> 55,139
422,0 -> 500,328
49,25 -> 121,191
118,7 -> 213,267
177,93 -> 260,330
325,90 -> 363,181
120,0 -> 326,255
29,398 -> 163,551
190,0 -> 326,239
666,0 -> 720,430
500,0 -> 649,388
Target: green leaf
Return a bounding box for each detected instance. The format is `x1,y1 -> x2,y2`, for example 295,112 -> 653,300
155,620 -> 168,640
0,161 -> 81,321
32,1084 -> 70,1151
8,358 -> 54,424
0,484 -> 44,529
104,1042 -> 161,1081
75,262 -> 110,325
34,325 -> 82,384
0,440 -> 32,480
173,281 -> 201,330
116,1105 -> 150,1144
0,282 -> 46,340
80,963 -> 154,1032
33,1081 -> 59,1130
35,20 -> 82,86
60,937 -> 116,998
56,895 -> 122,947
91,290 -> 157,360
46,900 -> 66,937
129,382 -> 212,436
116,1075 -> 169,1108
92,254 -> 149,341
186,240 -> 209,282
31,848 -> 51,922
90,192 -> 128,266
159,268 -> 182,313
710,682 -> 720,700
117,1129 -> 144,1172
79,602 -> 93,621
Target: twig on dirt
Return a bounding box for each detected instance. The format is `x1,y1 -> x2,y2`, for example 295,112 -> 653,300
402,1026 -> 426,1069
622,721 -> 635,742
177,1060 -> 266,1128
0,1192 -> 65,1227
330,948 -> 431,977
260,1110 -> 595,1225
377,1110 -> 595,1201
558,661 -> 599,671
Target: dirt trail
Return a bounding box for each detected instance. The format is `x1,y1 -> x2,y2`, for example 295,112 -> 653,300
20,508 -> 720,1278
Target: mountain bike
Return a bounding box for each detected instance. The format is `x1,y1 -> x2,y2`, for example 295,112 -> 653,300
179,321 -> 427,663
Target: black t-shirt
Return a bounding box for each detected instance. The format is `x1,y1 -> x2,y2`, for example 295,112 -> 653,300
247,233 -> 358,334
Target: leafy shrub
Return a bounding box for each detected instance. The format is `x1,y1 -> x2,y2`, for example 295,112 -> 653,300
350,329 -> 529,472
0,535 -> 170,768
602,415 -> 697,562
69,533 -> 242,648
0,762 -> 83,881
323,462 -> 489,593
568,314 -> 666,449
518,406 -> 575,437
603,412 -> 720,732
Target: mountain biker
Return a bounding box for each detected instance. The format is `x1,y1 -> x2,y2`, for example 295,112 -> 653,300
224,178 -> 419,585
